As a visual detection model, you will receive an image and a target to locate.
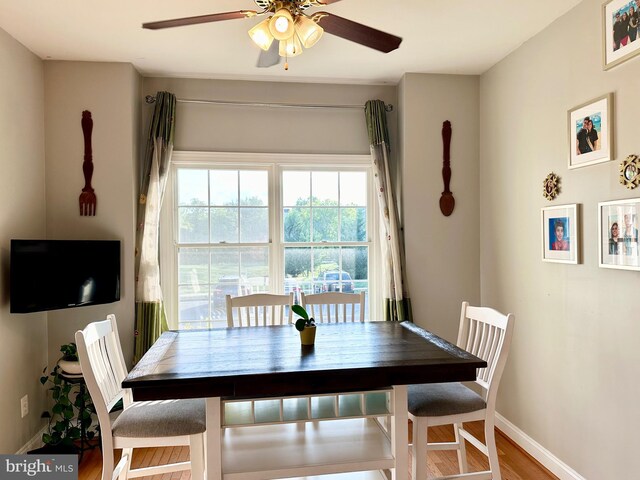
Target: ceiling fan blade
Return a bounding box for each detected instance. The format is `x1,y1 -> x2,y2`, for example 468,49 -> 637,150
312,13 -> 402,53
314,0 -> 344,4
143,10 -> 257,30
257,42 -> 281,68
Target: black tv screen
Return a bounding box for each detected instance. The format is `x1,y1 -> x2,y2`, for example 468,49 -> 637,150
10,240 -> 121,313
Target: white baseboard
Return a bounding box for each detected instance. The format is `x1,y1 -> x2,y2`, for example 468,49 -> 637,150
17,416 -> 102,455
16,425 -> 47,454
495,413 -> 586,480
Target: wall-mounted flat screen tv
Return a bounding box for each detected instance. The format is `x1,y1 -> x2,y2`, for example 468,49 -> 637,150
10,239 -> 121,313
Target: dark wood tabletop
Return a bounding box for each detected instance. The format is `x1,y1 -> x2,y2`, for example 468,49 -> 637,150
123,321 -> 486,401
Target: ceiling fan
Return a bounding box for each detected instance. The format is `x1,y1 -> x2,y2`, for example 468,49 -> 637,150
143,0 -> 402,69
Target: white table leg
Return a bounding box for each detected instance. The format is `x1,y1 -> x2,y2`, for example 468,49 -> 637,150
391,385 -> 408,480
206,397 -> 222,480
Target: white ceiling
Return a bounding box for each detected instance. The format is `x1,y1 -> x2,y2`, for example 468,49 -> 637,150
0,0 -> 582,84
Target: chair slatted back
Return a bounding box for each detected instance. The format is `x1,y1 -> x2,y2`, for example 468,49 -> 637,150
226,293 -> 294,327
300,292 -> 365,323
75,315 -> 131,431
456,302 -> 514,405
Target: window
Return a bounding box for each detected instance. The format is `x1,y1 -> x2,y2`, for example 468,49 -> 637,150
174,168 -> 269,329
282,171 -> 369,319
160,152 -> 377,329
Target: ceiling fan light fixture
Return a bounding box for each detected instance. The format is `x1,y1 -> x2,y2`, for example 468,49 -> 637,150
279,33 -> 303,58
248,17 -> 274,51
269,8 -> 295,40
294,15 -> 323,49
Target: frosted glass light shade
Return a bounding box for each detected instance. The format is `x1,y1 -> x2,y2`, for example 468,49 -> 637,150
279,34 -> 303,57
269,8 -> 294,41
295,15 -> 324,48
248,18 -> 274,51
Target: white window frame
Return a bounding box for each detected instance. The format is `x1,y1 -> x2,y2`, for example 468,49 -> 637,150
159,151 -> 380,328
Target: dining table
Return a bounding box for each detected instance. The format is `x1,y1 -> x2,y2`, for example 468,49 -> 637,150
123,321 -> 486,480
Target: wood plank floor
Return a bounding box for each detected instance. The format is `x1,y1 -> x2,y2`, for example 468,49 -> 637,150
78,421 -> 558,480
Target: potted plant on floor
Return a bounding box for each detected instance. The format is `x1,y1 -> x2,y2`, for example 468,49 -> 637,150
292,305 -> 316,346
36,344 -> 98,453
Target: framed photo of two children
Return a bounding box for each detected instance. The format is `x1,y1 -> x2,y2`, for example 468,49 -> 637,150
599,198 -> 640,270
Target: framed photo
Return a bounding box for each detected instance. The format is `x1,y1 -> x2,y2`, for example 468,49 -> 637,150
603,0 -> 640,70
541,204 -> 580,264
568,93 -> 613,169
598,198 -> 640,270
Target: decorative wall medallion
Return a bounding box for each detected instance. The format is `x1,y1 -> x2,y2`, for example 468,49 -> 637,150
543,172 -> 560,201
620,154 -> 640,190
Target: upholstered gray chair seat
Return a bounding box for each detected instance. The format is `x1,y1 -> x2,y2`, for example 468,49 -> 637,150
112,399 -> 206,438
408,382 -> 486,417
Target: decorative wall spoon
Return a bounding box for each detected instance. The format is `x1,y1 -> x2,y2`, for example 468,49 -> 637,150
440,120 -> 455,217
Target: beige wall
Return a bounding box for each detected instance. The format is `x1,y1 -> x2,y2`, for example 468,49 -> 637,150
399,73 -> 481,341
143,77 -> 396,155
44,62 -> 140,368
480,0 -> 640,477
0,28 -> 47,453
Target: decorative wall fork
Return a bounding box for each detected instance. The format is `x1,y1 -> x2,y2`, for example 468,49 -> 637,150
79,110 -> 97,216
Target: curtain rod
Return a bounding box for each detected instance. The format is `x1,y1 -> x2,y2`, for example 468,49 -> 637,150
144,95 -> 393,112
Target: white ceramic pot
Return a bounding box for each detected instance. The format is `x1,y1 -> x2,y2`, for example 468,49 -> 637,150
58,357 -> 82,375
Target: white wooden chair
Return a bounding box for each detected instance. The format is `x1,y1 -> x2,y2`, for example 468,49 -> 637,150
225,293 -> 294,327
223,293 -> 294,425
75,314 -> 205,480
408,302 -> 515,480
300,291 -> 366,323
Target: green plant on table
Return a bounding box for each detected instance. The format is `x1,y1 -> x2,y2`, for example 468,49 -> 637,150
292,305 -> 316,331
39,343 -> 98,448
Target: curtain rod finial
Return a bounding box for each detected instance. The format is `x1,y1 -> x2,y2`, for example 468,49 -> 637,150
145,95 -> 156,104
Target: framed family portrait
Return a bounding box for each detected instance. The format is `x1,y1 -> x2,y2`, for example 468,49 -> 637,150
541,204 -> 580,264
598,198 -> 640,270
568,93 -> 613,169
603,0 -> 640,70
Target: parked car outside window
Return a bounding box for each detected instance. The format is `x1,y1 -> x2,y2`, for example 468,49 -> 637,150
212,275 -> 252,306
314,270 -> 355,293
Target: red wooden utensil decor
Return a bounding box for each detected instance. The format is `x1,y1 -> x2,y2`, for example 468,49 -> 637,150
79,111 -> 97,216
440,120 -> 455,217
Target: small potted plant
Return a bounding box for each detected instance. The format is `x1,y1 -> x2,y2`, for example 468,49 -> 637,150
57,343 -> 82,375
292,305 -> 316,346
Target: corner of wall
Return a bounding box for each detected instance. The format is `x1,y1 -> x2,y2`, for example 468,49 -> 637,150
44,61 -> 139,368
0,25 -> 48,454
398,73 -> 480,341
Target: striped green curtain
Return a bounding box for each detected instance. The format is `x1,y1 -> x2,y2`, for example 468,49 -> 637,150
133,91 -> 176,362
365,100 -> 412,322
